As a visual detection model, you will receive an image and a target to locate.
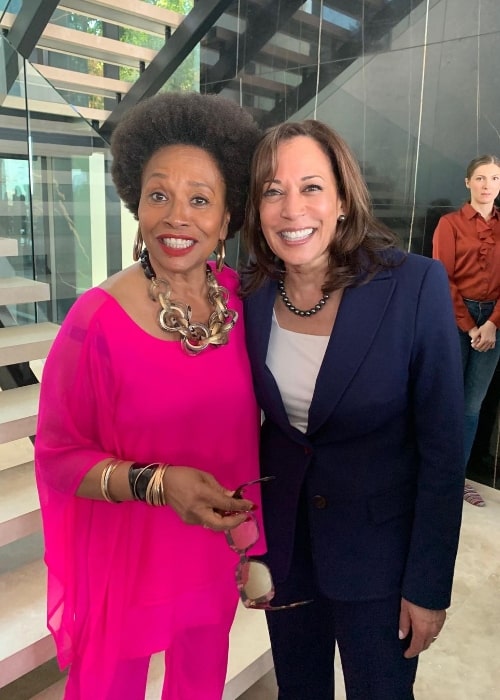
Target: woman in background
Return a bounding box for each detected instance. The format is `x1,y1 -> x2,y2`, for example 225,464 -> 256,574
242,119 -> 465,699
433,154 -> 500,507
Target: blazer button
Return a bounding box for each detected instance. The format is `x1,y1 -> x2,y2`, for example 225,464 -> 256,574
304,447 -> 312,455
312,495 -> 328,509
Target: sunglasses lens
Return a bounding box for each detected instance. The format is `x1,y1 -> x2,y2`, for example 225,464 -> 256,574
237,560 -> 274,608
226,515 -> 259,552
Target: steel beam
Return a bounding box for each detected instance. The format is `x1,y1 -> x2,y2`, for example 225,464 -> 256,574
6,0 -> 60,58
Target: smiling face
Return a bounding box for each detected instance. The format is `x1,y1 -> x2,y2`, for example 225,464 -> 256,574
138,144 -> 229,278
258,135 -> 344,271
465,162 -> 500,210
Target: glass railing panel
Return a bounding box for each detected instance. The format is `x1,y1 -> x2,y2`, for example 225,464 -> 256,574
25,60 -> 111,322
0,31 -> 34,325
0,29 -> 114,325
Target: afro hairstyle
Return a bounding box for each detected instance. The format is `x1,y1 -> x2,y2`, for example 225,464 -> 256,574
110,91 -> 261,237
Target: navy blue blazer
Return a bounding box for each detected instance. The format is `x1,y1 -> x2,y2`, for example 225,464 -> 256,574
244,253 -> 465,610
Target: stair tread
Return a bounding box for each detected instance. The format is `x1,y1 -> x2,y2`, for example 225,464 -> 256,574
0,384 -> 40,445
0,559 -> 50,663
0,461 -> 40,546
0,437 -> 34,472
0,277 -> 50,305
0,238 -> 18,256
0,323 -> 59,365
0,384 -> 40,424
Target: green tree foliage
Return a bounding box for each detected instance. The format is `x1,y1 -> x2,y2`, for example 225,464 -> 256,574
48,1 -> 198,110
120,0 -> 198,92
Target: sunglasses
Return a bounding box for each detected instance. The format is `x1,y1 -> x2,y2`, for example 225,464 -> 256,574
225,476 -> 313,611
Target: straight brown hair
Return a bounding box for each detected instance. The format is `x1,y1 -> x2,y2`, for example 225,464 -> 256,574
241,120 -> 400,295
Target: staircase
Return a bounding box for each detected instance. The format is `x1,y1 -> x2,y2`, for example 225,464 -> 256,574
0,236 -> 60,692
0,235 -> 272,698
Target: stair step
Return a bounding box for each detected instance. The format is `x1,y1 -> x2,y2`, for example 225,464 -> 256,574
0,559 -> 54,688
0,238 -> 18,256
0,277 -> 50,306
31,679 -> 65,699
0,461 -> 41,547
0,384 -> 40,444
0,322 -> 59,366
0,437 -> 34,473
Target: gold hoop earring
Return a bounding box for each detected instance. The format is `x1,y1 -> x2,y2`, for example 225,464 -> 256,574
216,239 -> 226,272
133,227 -> 144,261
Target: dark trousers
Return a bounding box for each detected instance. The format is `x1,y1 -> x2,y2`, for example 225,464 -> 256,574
265,502 -> 418,699
267,591 -> 417,700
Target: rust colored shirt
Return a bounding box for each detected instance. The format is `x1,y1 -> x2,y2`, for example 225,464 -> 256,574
432,202 -> 500,331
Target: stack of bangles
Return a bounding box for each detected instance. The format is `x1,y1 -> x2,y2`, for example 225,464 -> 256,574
100,460 -> 170,506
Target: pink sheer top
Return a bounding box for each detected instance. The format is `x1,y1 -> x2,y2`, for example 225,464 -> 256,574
35,265 -> 264,694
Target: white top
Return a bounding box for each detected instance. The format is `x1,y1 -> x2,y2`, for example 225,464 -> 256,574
266,311 -> 330,433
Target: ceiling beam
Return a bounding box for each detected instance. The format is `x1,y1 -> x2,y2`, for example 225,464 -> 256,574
58,0 -> 183,37
6,0 -> 60,58
99,0 -> 234,138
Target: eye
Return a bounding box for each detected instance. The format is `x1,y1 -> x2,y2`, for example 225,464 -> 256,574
191,196 -> 209,206
150,191 -> 167,202
303,183 -> 322,193
262,187 -> 282,198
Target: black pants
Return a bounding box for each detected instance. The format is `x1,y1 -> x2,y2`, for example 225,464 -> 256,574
266,504 -> 418,699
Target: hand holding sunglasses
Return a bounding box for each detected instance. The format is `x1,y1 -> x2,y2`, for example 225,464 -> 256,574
225,476 -> 313,611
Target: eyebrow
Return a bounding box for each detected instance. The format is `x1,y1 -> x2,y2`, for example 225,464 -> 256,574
265,174 -> 325,184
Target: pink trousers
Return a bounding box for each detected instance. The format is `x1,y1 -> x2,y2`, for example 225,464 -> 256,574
63,623 -> 231,700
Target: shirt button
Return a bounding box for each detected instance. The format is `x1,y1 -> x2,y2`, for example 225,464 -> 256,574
312,495 -> 328,509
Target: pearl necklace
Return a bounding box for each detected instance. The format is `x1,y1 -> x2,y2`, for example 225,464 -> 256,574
278,279 -> 329,317
140,249 -> 238,355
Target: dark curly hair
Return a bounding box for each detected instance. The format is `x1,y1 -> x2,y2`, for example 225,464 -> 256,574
110,91 -> 261,238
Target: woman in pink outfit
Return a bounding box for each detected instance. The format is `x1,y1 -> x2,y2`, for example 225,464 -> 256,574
35,92 -> 264,700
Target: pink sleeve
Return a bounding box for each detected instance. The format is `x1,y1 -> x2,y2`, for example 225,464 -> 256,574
34,289 -> 118,668
36,289 -> 117,495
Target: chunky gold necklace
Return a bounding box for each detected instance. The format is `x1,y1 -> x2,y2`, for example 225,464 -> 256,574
140,249 -> 238,356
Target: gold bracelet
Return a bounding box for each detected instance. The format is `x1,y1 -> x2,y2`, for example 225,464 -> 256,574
145,463 -> 170,507
101,459 -> 122,503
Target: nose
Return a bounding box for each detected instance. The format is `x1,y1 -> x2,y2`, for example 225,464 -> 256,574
280,190 -> 305,220
163,197 -> 189,227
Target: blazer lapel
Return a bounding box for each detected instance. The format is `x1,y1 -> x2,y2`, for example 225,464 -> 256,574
307,271 -> 396,435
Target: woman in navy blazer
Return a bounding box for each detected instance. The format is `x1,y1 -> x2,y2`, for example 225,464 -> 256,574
241,120 -> 465,699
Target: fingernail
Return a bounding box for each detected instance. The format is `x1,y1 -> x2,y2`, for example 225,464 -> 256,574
249,504 -> 259,511
398,629 -> 405,639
